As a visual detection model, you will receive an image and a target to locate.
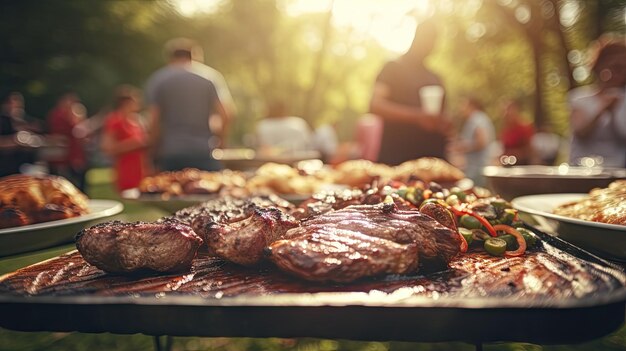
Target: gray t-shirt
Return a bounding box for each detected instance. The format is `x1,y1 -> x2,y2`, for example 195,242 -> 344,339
145,64 -> 220,160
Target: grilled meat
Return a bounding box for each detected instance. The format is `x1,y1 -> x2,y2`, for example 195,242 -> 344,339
553,180 -> 626,225
0,174 -> 89,228
292,187 -> 412,220
268,228 -> 419,282
0,207 -> 28,229
76,220 -> 203,274
285,202 -> 461,268
193,205 -> 299,266
165,195 -> 294,227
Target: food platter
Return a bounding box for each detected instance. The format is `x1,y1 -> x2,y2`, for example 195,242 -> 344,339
512,194 -> 626,261
483,165 -> 626,201
0,200 -> 124,257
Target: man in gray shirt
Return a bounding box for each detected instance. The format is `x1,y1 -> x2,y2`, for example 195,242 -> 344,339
145,38 -> 233,171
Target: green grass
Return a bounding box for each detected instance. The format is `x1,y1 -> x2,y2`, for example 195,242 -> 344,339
1,168 -> 625,351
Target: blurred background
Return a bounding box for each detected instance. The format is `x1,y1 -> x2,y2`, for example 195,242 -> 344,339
2,0 -> 625,162
2,1 -> 626,350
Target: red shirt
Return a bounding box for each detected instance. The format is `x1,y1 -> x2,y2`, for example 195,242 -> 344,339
500,121 -> 535,165
47,107 -> 86,169
501,122 -> 534,150
103,111 -> 147,191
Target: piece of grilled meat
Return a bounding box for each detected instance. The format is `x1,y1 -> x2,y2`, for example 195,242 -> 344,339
76,220 -> 203,274
284,202 -> 461,269
165,195 -> 294,227
0,207 -> 29,228
193,204 -> 299,266
291,187 -> 413,220
268,228 -> 419,283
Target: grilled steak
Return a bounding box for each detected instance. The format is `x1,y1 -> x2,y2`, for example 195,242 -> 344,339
76,220 -> 203,274
193,205 -> 299,266
285,202 -> 461,268
268,228 -> 419,282
292,187 -> 413,220
165,195 -> 294,227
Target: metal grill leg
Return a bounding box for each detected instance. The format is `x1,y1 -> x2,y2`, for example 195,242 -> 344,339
154,335 -> 173,351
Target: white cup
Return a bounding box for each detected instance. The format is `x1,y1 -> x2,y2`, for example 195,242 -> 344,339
419,85 -> 444,115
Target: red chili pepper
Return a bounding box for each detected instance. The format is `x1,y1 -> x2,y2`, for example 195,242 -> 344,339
449,205 -> 498,237
493,224 -> 527,257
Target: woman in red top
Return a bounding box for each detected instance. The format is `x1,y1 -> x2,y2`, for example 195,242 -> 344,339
500,99 -> 535,165
101,85 -> 151,192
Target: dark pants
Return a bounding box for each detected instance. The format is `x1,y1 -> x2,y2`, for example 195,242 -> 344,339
49,164 -> 87,192
157,155 -> 223,172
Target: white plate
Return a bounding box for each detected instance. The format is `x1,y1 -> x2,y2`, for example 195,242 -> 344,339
512,194 -> 626,261
0,200 -> 124,257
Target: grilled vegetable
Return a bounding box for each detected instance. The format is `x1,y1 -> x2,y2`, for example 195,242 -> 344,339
516,227 -> 538,247
460,214 -> 482,229
484,238 -> 507,256
494,224 -> 527,257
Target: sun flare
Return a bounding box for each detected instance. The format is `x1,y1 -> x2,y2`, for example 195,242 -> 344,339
173,0 -> 434,53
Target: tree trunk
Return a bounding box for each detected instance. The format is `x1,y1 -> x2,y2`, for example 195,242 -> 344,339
302,1 -> 334,123
549,0 -> 575,90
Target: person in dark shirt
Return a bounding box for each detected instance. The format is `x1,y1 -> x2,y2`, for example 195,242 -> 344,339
369,18 -> 451,165
0,108 -> 20,177
0,92 -> 40,177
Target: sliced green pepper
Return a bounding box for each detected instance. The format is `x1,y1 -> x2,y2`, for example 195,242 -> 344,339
516,227 -> 538,247
491,198 -> 509,211
460,214 -> 482,229
498,234 -> 519,250
459,227 -> 474,245
499,208 -> 517,225
484,237 -> 507,256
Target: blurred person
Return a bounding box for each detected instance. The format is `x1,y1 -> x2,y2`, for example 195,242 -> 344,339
1,92 -> 43,133
0,92 -> 42,176
531,124 -> 562,166
567,35 -> 626,167
313,122 -> 339,163
255,99 -> 314,156
46,91 -> 88,191
369,17 -> 451,165
146,37 -> 233,172
101,85 -> 151,192
448,97 -> 495,187
355,114 -> 383,162
500,99 -> 535,165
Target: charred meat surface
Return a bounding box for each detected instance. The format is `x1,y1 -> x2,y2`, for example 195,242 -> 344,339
0,207 -> 28,229
269,228 -> 419,282
76,220 -> 203,274
165,195 -> 294,227
285,203 -> 461,268
292,188 -> 387,220
194,205 -> 299,266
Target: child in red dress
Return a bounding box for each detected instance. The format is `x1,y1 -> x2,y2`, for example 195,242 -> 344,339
101,85 -> 151,192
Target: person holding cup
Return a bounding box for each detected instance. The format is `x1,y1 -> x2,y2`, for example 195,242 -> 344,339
369,17 -> 451,165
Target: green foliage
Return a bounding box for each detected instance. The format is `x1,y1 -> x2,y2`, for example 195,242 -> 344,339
0,0 -> 624,141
